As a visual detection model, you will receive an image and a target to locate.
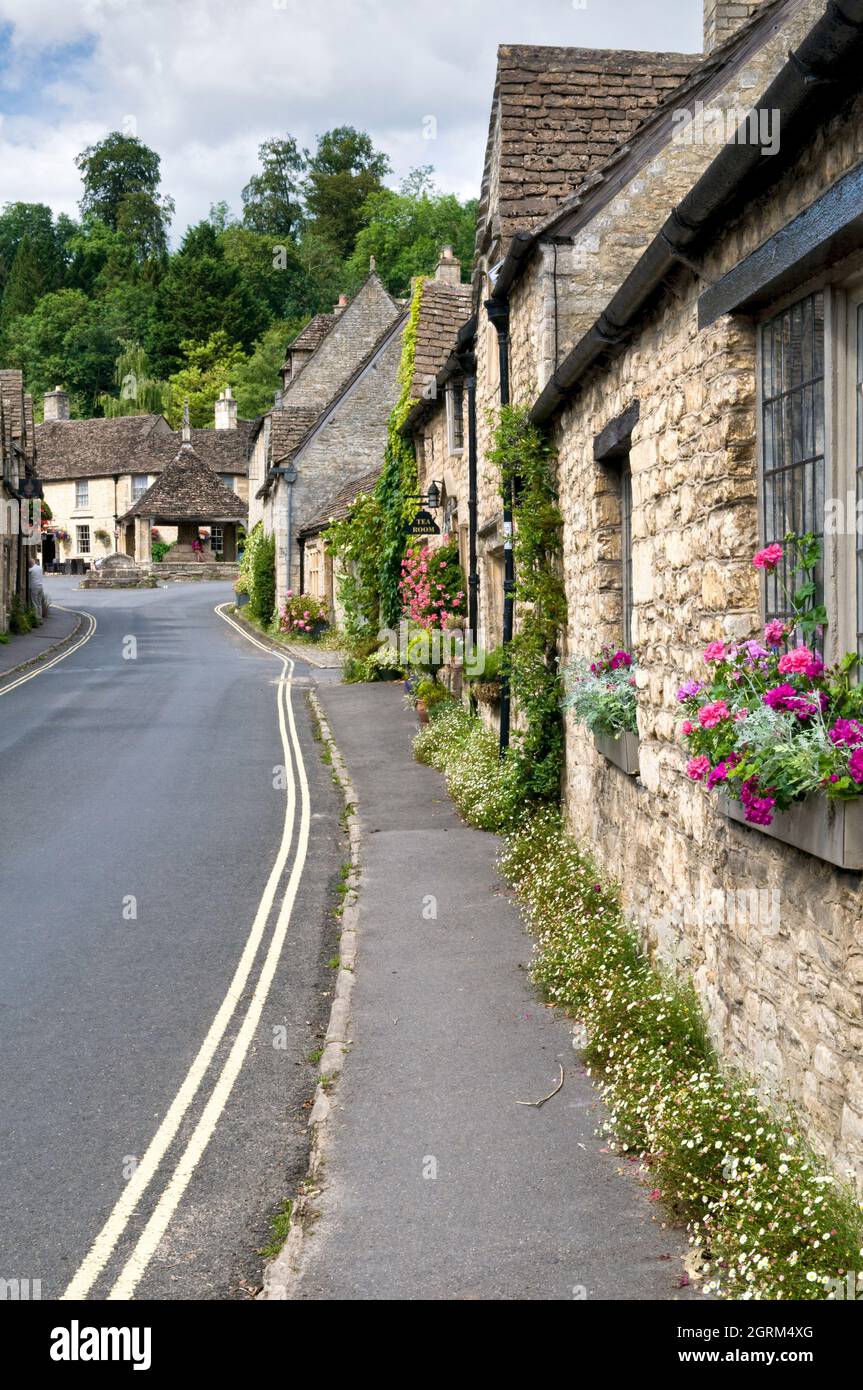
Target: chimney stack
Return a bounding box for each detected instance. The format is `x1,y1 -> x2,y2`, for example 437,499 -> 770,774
703,0 -> 766,55
435,245 -> 462,285
333,293 -> 349,315
214,385 -> 238,430
43,386 -> 70,421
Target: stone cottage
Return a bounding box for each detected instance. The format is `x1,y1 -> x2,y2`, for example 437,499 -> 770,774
0,369 -> 37,630
405,0 -> 863,1175
35,387 -> 254,568
251,271 -> 406,614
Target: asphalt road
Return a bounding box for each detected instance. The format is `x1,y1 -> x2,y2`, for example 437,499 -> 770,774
0,578 -> 343,1300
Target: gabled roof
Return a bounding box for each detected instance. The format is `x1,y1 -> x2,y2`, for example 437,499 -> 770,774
259,309 -> 407,498
35,413 -> 255,481
410,280 -> 473,404
299,467 -> 382,540
270,406 -> 322,466
476,44 -> 698,259
118,441 -> 248,524
35,414 -> 171,481
282,313 -> 338,365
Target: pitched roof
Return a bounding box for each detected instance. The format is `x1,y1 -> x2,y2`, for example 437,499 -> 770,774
35,413 -> 255,481
299,467 -> 382,539
287,313 -> 338,356
270,405 -> 321,465
477,44 -> 699,256
35,414 -> 171,481
118,441 -> 248,524
410,280 -> 473,403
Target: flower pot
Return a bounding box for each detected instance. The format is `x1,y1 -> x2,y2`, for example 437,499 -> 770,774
594,729 -> 640,776
416,698 -> 429,725
717,791 -> 863,871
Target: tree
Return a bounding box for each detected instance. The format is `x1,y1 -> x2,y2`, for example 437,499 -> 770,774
242,136 -> 306,238
165,330 -> 248,428
98,341 -> 169,417
1,236 -> 51,328
75,132 -> 174,260
0,202 -> 66,306
232,320 -> 306,418
304,126 -> 391,260
347,171 -> 477,296
3,288 -> 118,414
148,221 -> 267,374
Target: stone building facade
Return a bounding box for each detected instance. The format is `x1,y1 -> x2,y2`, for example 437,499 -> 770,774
35,388 -> 253,567
0,369 -> 37,630
253,272 -> 406,612
407,0 -> 863,1176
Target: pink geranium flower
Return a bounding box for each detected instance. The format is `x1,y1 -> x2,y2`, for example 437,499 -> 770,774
764,619 -> 786,646
778,646 -> 815,675
753,543 -> 783,570
687,755 -> 711,782
850,749 -> 863,783
703,641 -> 726,663
697,699 -> 731,729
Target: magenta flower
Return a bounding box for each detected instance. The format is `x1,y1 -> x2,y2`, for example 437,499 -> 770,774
850,749 -> 863,783
753,543 -> 783,571
829,719 -> 863,748
764,618 -> 787,646
703,641 -> 726,663
687,755 -> 711,782
681,720 -> 693,736
707,761 -> 730,789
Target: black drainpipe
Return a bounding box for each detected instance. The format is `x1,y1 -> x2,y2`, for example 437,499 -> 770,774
485,295 -> 513,756
455,326 -> 479,656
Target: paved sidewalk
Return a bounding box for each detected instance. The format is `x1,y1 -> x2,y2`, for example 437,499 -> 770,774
295,682 -> 694,1301
0,600 -> 82,679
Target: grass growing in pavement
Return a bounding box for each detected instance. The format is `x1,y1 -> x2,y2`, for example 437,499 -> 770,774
414,711 -> 863,1300
258,1199 -> 293,1260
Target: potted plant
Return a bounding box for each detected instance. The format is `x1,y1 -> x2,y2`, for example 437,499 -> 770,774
677,534 -> 863,868
467,644 -> 506,705
562,645 -> 639,774
280,592 -> 329,639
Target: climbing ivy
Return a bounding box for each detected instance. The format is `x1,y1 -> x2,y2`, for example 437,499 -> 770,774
325,276 -> 425,634
487,404 -> 567,799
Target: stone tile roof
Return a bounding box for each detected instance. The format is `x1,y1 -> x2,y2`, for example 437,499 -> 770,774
478,44 -> 699,255
269,405 -> 322,465
299,467 -> 382,538
35,414 -> 255,481
288,313 -> 337,355
410,280 -> 473,403
35,415 -> 171,481
118,441 -> 248,524
0,369 -> 34,469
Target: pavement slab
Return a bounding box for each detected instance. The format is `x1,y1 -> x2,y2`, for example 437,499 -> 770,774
296,681 -> 695,1301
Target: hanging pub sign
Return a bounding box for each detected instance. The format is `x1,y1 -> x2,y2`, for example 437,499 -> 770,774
408,508 -> 440,536
15,476 -> 43,500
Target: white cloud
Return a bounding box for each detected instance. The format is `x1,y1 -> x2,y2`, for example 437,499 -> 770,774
0,0 -> 703,236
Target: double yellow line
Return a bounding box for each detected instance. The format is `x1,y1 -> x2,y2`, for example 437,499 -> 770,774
63,603 -> 311,1300
0,606 -> 96,696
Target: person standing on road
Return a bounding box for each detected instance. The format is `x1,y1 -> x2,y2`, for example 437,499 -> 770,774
28,557 -> 45,619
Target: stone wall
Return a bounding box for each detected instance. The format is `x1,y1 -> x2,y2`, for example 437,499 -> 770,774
282,274 -> 401,416
544,83 -> 863,1181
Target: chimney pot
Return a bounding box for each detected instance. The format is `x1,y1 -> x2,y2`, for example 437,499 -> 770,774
43,387 -> 70,421
435,245 -> 462,285
214,386 -> 238,430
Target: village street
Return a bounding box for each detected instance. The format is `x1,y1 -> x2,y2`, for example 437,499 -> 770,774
0,578 -> 344,1300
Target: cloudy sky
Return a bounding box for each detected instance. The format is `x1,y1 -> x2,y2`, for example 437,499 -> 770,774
0,0 -> 703,242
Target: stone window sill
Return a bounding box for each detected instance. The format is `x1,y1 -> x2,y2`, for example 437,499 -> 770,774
718,791 -> 863,871
594,730 -> 640,776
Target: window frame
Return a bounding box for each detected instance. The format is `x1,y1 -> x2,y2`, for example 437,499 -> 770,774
446,382 -> 465,455
131,473 -> 150,502
621,460 -> 634,652
75,479 -> 90,510
76,524 -> 91,555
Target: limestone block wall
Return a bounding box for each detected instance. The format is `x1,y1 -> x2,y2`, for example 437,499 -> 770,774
547,87 -> 863,1179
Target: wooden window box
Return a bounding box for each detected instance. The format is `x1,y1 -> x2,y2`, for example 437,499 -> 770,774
594,730 -> 640,776
718,791 -> 863,871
